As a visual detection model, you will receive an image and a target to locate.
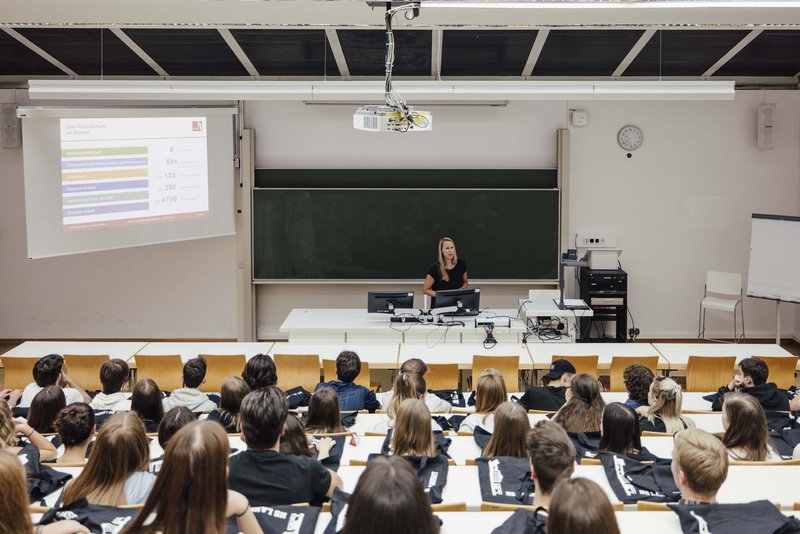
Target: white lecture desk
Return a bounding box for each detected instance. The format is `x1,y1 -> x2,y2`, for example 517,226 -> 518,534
270,342 -> 400,370
280,308 -> 529,344
0,341 -> 148,366
397,342 -> 533,371
521,299 -> 594,342
652,343 -> 796,371
526,342 -> 666,372
130,342 -> 276,365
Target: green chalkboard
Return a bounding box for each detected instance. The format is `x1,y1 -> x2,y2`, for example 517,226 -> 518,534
253,171 -> 560,280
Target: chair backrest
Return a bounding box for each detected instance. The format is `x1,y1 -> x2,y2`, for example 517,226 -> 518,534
0,357 -> 41,389
706,271 -> 742,297
637,502 -> 670,511
480,502 -> 537,512
64,354 -> 111,392
580,458 -> 602,465
472,355 -> 519,392
608,356 -> 660,392
752,356 -> 798,390
425,363 -> 460,391
134,354 -> 184,392
274,354 -> 321,393
730,459 -> 800,466
322,359 -> 370,388
198,354 -> 246,392
641,431 -> 671,437
528,289 -> 560,301
431,502 -> 466,512
550,355 -> 599,378
686,356 -> 736,392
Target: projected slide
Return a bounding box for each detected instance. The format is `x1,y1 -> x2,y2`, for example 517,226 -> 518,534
60,117 -> 209,231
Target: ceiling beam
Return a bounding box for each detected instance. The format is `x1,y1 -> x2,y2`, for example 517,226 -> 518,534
3,27 -> 78,77
522,29 -> 549,77
612,29 -> 657,78
324,29 -> 350,79
109,28 -> 169,77
218,28 -> 259,77
702,29 -> 762,77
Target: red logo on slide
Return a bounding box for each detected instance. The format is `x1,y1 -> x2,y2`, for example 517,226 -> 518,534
192,120 -> 204,132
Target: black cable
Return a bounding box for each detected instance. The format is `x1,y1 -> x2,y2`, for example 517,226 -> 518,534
483,323 -> 497,349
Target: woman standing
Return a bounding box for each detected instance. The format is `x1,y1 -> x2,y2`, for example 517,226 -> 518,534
423,237 -> 468,306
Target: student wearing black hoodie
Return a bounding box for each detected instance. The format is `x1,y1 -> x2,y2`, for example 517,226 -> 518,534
708,358 -> 789,413
517,359 -> 575,412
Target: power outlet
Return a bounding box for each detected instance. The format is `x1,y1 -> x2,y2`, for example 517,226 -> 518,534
575,233 -> 618,248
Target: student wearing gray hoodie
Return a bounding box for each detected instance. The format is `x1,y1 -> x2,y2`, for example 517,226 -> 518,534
163,357 -> 217,413
90,359 -> 131,412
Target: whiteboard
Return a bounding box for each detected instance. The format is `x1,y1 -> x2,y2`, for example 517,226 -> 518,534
747,214 -> 800,304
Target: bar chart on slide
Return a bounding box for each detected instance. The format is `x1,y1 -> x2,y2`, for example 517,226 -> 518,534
60,117 -> 209,231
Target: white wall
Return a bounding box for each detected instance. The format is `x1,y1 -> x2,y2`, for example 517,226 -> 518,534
0,89 -> 239,339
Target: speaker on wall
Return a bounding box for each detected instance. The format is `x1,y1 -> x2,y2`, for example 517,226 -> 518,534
757,103 -> 775,150
1,103 -> 21,149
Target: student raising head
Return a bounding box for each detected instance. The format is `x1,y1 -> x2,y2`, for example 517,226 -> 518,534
391,398 -> 436,457
208,375 -> 250,433
304,387 -> 345,434
722,392 -> 779,461
460,368 -> 507,433
553,373 -> 605,433
598,403 -> 657,461
547,478 -> 621,534
26,385 -> 66,434
62,412 -> 156,506
121,421 -> 261,534
340,455 -> 440,534
131,378 -> 165,433
637,376 -> 695,434
53,403 -> 95,464
482,401 -> 530,458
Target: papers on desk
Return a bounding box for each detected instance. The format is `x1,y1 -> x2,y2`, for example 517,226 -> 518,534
560,298 -> 591,310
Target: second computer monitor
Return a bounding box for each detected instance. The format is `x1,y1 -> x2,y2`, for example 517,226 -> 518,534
367,291 -> 414,314
433,288 -> 481,316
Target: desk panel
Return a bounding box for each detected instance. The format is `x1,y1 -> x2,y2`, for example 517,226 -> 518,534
134,342 -> 275,363
398,343 -> 533,371
527,342 -> 664,371
653,343 -> 794,370
1,341 -> 147,362
270,342 -> 400,370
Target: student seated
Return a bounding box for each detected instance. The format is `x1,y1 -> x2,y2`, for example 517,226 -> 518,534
721,392 -> 780,461
553,374 -> 605,434
369,372 -> 441,434
598,402 -> 657,461
709,357 -> 790,412
482,401 -> 530,458
89,359 -> 130,412
228,386 -> 343,506
158,407 -> 195,449
280,412 -> 336,462
637,376 -> 695,434
622,364 -> 654,410
53,403 -> 95,464
62,412 -> 156,506
163,357 -> 217,413
0,400 -> 57,461
380,358 -> 452,413
303,387 -> 345,434
547,478 -> 621,534
315,351 -> 379,413
27,385 -> 66,434
121,421 -> 261,534
672,428 -> 728,504
0,450 -> 90,534
460,368 -> 507,433
517,359 -> 575,412
208,375 -> 249,433
241,353 -> 277,390
131,378 -> 165,433
18,354 -> 91,407
339,455 -> 440,534
391,399 -> 436,457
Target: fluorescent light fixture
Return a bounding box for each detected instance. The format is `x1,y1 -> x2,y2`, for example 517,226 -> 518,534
28,79 -> 735,102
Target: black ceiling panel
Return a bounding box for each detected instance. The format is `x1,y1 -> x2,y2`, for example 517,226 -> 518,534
229,29 -> 339,76
0,31 -> 66,76
337,30 -> 431,76
441,30 -> 537,76
624,30 -> 750,77
715,30 -> 800,77
124,29 -> 248,76
15,28 -> 155,76
533,30 -> 643,76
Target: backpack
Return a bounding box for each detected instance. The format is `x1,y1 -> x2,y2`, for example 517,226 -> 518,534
367,454 -> 450,504
669,500 -> 800,534
312,434 -> 347,471
285,387 -> 312,409
380,429 -> 452,458
38,498 -> 139,533
235,504 -> 321,534
430,389 -> 467,408
19,445 -> 73,503
568,432 -> 602,461
490,507 -> 548,534
476,456 -> 535,505
600,452 -> 680,503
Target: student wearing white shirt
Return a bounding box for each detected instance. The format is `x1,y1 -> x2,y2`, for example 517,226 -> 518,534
379,358 -> 452,414
162,357 -> 217,413
89,359 -> 131,411
459,368 -> 506,434
18,354 -> 91,408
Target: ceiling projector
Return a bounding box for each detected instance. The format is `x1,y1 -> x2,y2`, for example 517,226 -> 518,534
353,105 -> 432,133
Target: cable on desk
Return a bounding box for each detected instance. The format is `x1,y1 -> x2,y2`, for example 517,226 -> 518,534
483,323 -> 497,349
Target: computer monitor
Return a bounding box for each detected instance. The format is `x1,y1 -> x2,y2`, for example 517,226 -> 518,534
367,291 -> 414,314
432,288 -> 481,316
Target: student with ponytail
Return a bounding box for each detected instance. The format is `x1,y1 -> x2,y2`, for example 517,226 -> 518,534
637,376 -> 695,434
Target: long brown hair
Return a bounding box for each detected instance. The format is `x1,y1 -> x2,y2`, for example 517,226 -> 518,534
475,369 -> 507,419
280,413 -> 313,457
122,421 -> 230,534
647,376 -> 694,434
341,455 -> 439,534
436,237 -> 457,281
391,399 -> 435,457
218,376 -> 249,431
0,401 -> 18,448
27,385 -> 66,433
304,387 -> 345,434
387,372 -> 426,420
483,402 -> 530,458
63,412 -> 150,506
0,450 -> 32,534
553,374 -> 605,433
547,478 -> 620,534
722,392 -> 770,461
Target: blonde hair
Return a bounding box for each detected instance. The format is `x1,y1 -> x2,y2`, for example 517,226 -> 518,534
647,376 -> 695,434
0,402 -> 17,449
387,372 -> 426,420
437,237 -> 457,281
475,368 -> 507,421
391,399 -> 435,457
673,428 -> 728,496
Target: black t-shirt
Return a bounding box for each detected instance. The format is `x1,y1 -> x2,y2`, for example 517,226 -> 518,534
228,450 -> 332,507
427,259 -> 467,307
638,415 -> 690,434
517,386 -> 567,412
